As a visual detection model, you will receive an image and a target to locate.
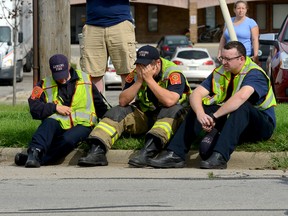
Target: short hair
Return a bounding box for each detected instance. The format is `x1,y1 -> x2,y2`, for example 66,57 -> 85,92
223,41 -> 246,57
234,1 -> 248,9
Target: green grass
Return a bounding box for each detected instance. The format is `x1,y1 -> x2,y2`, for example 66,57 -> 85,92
237,103 -> 288,152
0,104 -> 40,147
0,103 -> 288,153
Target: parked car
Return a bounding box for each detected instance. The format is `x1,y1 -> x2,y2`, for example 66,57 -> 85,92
156,35 -> 192,59
260,15 -> 288,102
170,47 -> 216,88
104,57 -> 121,90
258,33 -> 277,72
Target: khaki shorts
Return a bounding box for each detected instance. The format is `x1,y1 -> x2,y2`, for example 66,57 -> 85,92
80,20 -> 137,77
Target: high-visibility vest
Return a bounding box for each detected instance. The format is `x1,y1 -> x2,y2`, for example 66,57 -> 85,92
203,57 -> 276,110
42,70 -> 97,129
132,58 -> 192,112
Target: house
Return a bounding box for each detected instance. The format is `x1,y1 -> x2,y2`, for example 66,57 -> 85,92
70,0 -> 288,44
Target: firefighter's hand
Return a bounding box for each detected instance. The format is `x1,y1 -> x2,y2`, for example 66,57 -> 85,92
197,112 -> 215,132
56,105 -> 72,116
135,65 -> 144,83
141,64 -> 156,82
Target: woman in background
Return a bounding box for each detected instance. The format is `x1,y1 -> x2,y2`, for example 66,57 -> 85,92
217,1 -> 259,63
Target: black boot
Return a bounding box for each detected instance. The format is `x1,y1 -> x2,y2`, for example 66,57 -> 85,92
147,150 -> 186,168
14,152 -> 28,166
78,142 -> 108,167
200,152 -> 227,169
128,138 -> 161,168
25,148 -> 41,168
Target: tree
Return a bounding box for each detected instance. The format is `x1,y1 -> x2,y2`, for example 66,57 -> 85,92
38,0 -> 70,78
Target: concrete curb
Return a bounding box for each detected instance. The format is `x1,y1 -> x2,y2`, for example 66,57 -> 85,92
0,147 -> 286,169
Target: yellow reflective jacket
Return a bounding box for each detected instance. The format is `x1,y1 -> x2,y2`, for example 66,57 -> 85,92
42,70 -> 97,129
203,57 -> 276,110
131,58 -> 192,112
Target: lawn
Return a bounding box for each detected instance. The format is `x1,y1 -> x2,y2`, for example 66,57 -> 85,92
0,103 -> 287,153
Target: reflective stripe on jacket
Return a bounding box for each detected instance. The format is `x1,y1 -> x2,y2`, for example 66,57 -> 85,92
203,57 -> 276,110
42,70 -> 97,129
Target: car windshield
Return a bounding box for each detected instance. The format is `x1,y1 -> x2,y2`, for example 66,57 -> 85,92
177,50 -> 209,60
165,37 -> 188,45
0,27 -> 11,42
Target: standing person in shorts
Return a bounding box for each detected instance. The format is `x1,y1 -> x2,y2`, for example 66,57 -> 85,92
80,0 -> 137,93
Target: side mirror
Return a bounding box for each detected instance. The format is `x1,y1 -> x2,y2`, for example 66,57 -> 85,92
18,32 -> 23,43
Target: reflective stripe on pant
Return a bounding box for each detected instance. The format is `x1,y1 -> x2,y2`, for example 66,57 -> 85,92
89,105 -> 149,149
148,104 -> 188,145
89,104 -> 187,149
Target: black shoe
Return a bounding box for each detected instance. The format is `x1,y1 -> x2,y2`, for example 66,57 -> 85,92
78,144 -> 108,167
25,148 -> 41,168
14,152 -> 28,166
200,152 -> 227,169
128,138 -> 161,168
199,128 -> 219,160
147,150 -> 185,168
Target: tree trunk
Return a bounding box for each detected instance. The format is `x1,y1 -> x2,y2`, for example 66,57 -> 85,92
38,0 -> 70,78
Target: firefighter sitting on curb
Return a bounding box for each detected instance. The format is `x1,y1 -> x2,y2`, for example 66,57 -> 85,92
14,54 -> 108,168
147,41 -> 276,169
77,45 -> 192,168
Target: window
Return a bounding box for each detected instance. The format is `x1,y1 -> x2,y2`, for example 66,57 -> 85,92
206,7 -> 215,29
273,4 -> 288,29
70,5 -> 86,44
256,4 -> 266,30
0,27 -> 11,42
177,50 -> 209,60
148,5 -> 158,32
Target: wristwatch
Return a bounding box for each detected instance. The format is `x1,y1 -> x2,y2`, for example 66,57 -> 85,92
209,112 -> 217,122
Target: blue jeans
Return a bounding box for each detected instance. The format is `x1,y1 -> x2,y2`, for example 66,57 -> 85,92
29,118 -> 92,165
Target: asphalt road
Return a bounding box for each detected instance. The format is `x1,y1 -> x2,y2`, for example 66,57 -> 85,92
0,165 -> 287,216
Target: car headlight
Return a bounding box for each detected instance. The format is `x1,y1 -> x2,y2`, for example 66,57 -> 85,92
282,58 -> 288,69
2,58 -> 13,68
280,52 -> 288,69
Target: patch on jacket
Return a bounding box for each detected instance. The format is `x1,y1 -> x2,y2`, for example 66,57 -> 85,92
169,73 -> 181,85
125,72 -> 134,83
31,86 -> 43,100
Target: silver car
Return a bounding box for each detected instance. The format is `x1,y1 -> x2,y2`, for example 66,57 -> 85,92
170,47 -> 216,88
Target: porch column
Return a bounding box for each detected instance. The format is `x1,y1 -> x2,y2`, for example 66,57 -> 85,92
189,0 -> 198,44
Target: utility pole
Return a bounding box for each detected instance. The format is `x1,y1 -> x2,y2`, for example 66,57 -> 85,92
12,0 -> 17,106
218,0 -> 237,41
38,0 -> 70,78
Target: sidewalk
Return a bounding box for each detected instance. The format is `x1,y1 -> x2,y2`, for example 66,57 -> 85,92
0,90 -> 31,103
0,147 -> 286,170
